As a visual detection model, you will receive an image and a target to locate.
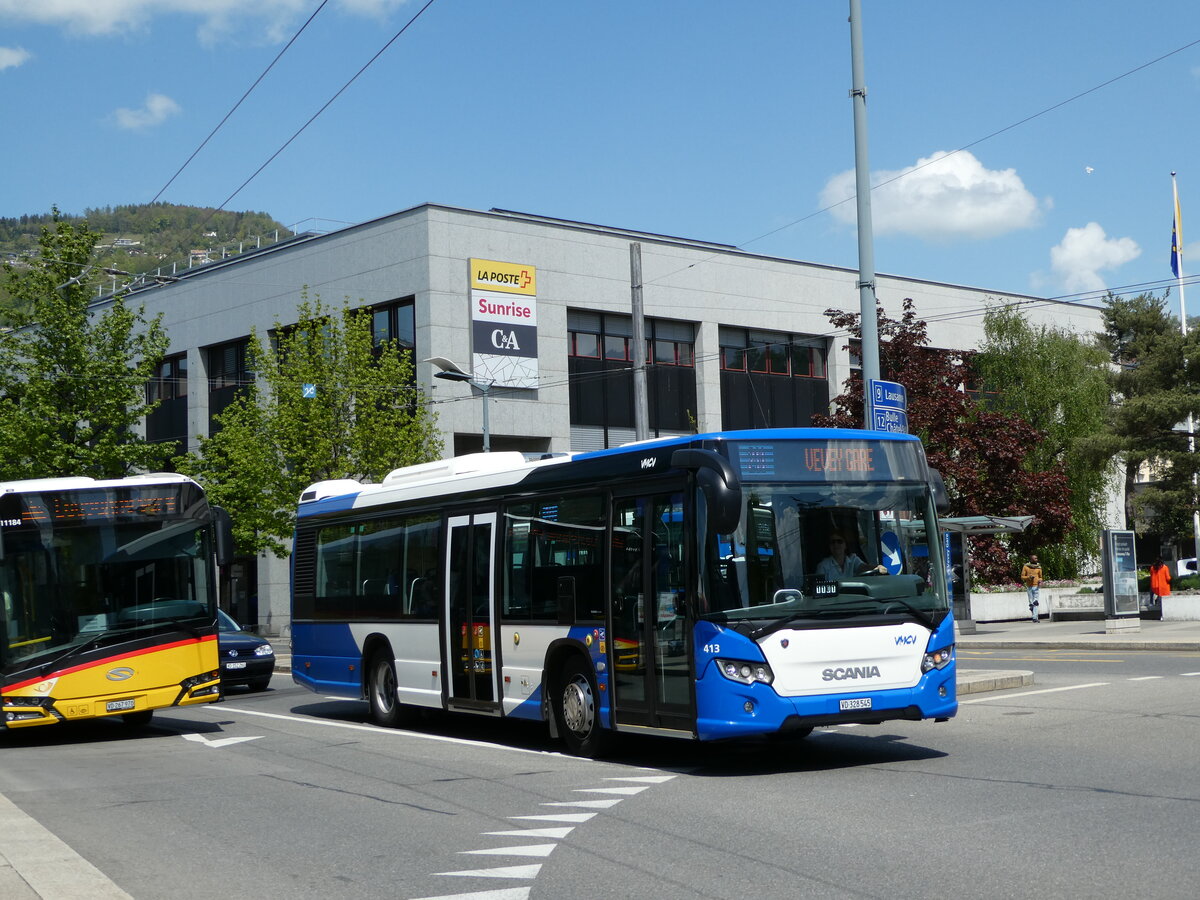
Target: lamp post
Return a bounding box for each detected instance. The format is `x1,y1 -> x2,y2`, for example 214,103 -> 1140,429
425,356 -> 493,453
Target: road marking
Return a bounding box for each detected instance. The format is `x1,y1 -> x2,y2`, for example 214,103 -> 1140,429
209,706 -> 584,758
508,812 -> 596,824
961,682 -> 1110,704
461,845 -> 557,858
1182,672 -> 1200,677
483,827 -> 574,839
604,775 -> 676,783
412,890 -> 530,900
572,785 -> 649,795
1127,676 -> 1164,681
436,865 -> 542,879
540,799 -> 622,809
181,733 -> 262,749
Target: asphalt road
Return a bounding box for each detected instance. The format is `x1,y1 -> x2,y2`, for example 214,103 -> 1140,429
3,654 -> 1199,899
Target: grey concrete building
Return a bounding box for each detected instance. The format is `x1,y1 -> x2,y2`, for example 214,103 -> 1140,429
111,203 -> 1110,636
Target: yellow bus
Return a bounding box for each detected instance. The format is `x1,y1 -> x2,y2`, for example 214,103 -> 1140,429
1,474 -> 232,730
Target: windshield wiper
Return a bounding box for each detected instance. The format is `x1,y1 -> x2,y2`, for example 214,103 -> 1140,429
874,597 -> 937,631
38,629 -> 124,676
748,604 -> 871,640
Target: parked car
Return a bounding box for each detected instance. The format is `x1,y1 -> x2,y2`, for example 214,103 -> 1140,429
216,609 -> 275,691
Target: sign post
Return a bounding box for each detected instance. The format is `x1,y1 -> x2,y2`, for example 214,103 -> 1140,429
868,378 -> 908,433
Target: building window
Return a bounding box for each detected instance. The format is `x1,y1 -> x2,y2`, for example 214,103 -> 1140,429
206,339 -> 251,433
568,312 -> 697,447
369,297 -> 415,352
146,353 -> 188,457
720,328 -> 826,379
719,327 -> 829,430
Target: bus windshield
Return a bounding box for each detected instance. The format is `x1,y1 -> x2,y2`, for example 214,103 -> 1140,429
1,516 -> 216,671
702,481 -> 947,626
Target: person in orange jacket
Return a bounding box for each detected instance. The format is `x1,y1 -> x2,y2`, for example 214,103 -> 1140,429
1149,557 -> 1171,607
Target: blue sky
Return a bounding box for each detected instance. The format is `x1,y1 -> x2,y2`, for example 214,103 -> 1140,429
2,0 -> 1200,318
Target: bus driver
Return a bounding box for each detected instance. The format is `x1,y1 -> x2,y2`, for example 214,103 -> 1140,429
816,531 -> 886,581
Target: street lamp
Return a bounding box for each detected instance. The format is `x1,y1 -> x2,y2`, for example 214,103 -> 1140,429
425,356 -> 493,453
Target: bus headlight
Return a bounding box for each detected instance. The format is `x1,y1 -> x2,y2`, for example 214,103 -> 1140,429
921,645 -> 954,672
715,659 -> 774,685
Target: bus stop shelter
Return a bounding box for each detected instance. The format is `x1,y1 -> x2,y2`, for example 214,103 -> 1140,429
939,515 -> 1034,632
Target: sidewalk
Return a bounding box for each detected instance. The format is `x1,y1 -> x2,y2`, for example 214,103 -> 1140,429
955,616 -> 1200,695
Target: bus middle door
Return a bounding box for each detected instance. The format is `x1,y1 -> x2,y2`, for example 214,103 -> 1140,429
444,512 -> 500,711
610,492 -> 693,735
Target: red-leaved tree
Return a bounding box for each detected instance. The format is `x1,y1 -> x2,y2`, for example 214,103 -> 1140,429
813,299 -> 1073,584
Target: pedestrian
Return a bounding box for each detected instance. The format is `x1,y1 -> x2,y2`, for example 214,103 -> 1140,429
1149,557 -> 1171,607
1021,554 -> 1043,623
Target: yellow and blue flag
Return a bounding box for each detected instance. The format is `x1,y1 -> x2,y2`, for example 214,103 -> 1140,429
1172,180 -> 1183,278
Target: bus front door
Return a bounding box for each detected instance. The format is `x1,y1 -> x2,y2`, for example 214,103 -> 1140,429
610,492 -> 694,735
445,513 -> 499,711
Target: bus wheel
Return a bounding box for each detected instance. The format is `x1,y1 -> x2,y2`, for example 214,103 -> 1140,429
122,711 -> 154,728
555,657 -> 609,758
368,652 -> 412,728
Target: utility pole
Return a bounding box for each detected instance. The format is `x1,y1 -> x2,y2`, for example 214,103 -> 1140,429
630,242 -> 649,441
849,0 -> 881,428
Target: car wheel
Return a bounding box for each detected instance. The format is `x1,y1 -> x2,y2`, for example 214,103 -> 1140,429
248,677 -> 271,692
554,657 -> 609,758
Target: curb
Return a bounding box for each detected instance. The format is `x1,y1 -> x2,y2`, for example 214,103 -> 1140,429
957,669 -> 1034,695
960,640 -> 1200,652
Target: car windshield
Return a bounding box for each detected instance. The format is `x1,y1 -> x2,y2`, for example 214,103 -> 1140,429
700,481 -> 947,625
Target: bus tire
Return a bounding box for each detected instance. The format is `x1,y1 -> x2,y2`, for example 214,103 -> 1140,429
122,711 -> 154,728
368,651 -> 413,728
555,657 -> 609,758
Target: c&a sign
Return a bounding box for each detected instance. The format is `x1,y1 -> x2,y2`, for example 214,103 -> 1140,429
469,258 -> 538,389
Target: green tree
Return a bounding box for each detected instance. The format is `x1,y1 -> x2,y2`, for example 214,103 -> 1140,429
177,295 -> 442,556
1096,292 -> 1200,548
0,211 -> 170,480
972,304 -> 1113,576
815,299 -> 1074,584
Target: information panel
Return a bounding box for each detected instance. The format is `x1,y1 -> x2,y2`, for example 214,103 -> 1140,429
1101,529 -> 1139,616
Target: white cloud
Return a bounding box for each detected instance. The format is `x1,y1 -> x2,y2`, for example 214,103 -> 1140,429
113,92 -> 181,130
1049,222 -> 1141,293
0,1 -> 404,40
820,150 -> 1042,241
0,45 -> 31,70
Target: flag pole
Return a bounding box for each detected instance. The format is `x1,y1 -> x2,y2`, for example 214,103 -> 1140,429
1172,171 -> 1200,572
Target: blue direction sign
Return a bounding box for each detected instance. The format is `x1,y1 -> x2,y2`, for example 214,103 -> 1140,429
870,379 -> 907,411
872,407 -> 909,433
869,379 -> 908,433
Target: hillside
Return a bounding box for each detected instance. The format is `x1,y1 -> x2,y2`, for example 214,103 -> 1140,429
0,203 -> 293,323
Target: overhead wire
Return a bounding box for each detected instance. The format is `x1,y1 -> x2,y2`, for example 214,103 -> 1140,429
641,34 -> 1200,294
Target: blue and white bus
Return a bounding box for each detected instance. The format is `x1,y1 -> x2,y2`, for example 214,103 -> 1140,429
290,428 -> 956,756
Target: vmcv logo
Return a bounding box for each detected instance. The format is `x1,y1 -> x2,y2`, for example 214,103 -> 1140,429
106,667 -> 135,681
895,634 -> 919,645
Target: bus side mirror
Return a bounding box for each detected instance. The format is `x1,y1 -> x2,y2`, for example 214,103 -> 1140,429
213,506 -> 234,567
671,449 -> 742,534
929,469 -> 951,515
